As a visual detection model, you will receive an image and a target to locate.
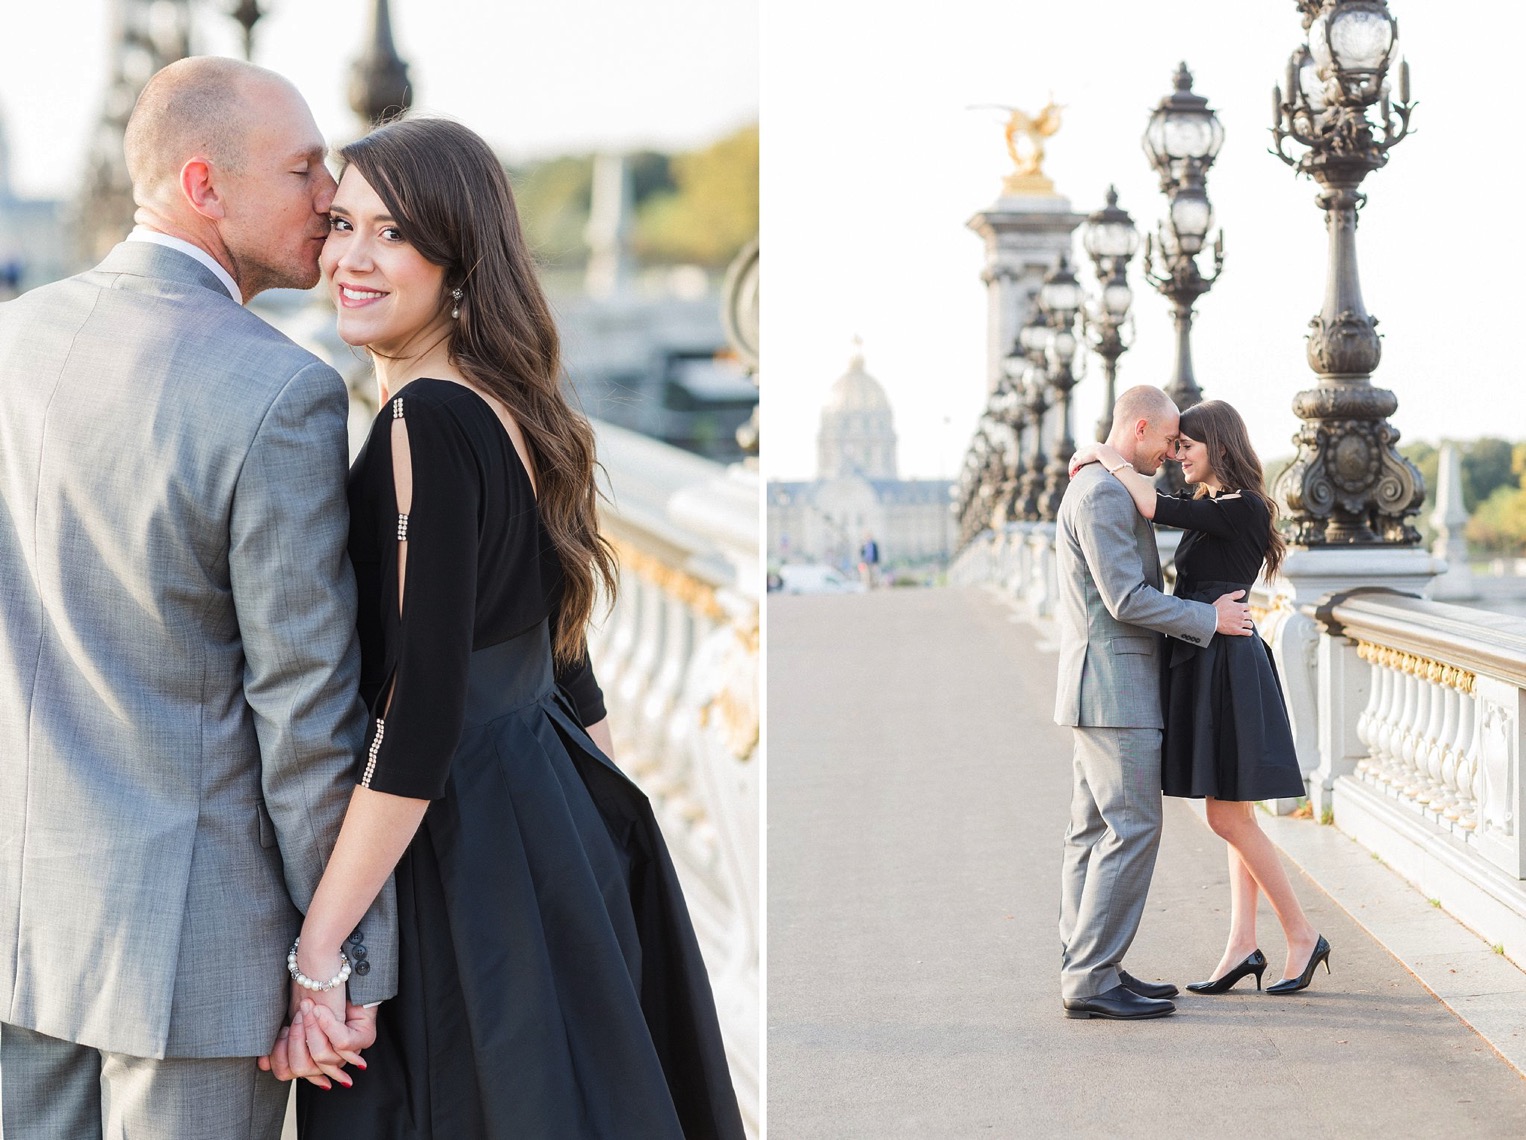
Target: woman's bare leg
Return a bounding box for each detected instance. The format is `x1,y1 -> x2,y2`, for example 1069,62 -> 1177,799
1205,798 -> 1319,980
1207,844 -> 1261,981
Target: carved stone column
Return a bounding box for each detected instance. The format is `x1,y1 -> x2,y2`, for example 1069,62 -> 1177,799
967,197 -> 1084,398
1276,179 -> 1424,545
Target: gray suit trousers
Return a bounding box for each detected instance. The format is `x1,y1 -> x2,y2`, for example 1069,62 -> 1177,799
1058,726 -> 1164,1002
0,1021 -> 287,1139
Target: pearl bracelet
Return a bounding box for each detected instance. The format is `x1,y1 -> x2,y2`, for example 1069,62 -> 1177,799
286,937 -> 352,992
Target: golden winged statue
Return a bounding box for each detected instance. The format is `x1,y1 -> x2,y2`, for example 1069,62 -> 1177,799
973,100 -> 1065,196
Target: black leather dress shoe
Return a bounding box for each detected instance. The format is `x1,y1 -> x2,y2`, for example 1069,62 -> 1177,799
1118,969 -> 1179,1000
1063,984 -> 1176,1020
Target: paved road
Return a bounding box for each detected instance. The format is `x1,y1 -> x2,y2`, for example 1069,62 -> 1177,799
768,587 -> 1526,1138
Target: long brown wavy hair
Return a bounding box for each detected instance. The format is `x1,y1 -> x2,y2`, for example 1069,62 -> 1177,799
340,118 -> 617,664
1178,400 -> 1287,579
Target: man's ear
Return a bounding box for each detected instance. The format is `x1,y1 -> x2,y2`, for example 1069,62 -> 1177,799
181,158 -> 226,220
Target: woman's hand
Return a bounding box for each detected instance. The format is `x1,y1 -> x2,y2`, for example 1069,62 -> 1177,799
1069,443 -> 1104,477
257,941 -> 363,1089
258,990 -> 377,1088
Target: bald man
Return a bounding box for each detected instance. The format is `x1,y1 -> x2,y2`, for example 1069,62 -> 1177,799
0,57 -> 396,1137
1052,385 -> 1251,1020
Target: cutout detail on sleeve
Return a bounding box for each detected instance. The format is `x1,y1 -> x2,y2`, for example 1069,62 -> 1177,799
362,717 -> 386,788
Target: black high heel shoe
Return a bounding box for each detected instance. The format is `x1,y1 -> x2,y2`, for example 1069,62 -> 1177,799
1185,949 -> 1267,994
1266,935 -> 1331,995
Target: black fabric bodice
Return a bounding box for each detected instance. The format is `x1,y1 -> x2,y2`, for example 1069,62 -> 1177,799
1152,487 -> 1270,591
347,377 -> 603,799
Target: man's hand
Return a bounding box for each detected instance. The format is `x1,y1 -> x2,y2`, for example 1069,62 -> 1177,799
1213,590 -> 1253,637
257,981 -> 375,1088
1069,443 -> 1104,477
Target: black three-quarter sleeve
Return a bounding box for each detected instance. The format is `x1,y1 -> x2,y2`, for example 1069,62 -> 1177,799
359,393 -> 481,800
1152,488 -> 1258,538
555,647 -> 607,727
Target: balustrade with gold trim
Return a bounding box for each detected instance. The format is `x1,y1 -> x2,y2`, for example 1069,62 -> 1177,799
586,421 -> 760,1136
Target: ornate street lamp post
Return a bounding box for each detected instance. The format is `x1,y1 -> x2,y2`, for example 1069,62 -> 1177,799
1142,63 -> 1226,491
1272,0 -> 1422,544
1081,187 -> 1140,440
957,428 -> 990,546
976,429 -> 1006,537
994,344 -> 1031,523
1039,255 -> 1084,519
229,0 -> 264,60
351,0 -> 414,129
1016,309 -> 1052,521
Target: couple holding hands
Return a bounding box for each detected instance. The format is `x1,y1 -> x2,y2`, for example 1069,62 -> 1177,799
0,57 -> 742,1139
1054,385 -> 1332,1020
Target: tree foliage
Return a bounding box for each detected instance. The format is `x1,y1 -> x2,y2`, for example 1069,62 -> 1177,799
1464,443 -> 1526,555
634,124 -> 759,269
1462,438 -> 1518,511
507,155 -> 594,270
504,124 -> 757,276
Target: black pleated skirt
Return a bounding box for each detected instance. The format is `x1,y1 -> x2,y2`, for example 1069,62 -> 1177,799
1161,580 -> 1306,802
298,627 -> 743,1139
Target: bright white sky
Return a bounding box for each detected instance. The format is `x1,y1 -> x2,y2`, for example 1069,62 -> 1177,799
762,0 -> 1522,480
1,0 -> 759,195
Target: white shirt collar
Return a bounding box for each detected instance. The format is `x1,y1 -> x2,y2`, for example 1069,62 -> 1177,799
126,227 -> 242,303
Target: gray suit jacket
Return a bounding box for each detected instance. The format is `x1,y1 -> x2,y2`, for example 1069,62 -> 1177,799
0,242 -> 396,1059
1053,465 -> 1218,728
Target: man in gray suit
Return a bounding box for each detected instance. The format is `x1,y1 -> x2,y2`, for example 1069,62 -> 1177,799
1053,385 -> 1251,1020
0,57 -> 395,1136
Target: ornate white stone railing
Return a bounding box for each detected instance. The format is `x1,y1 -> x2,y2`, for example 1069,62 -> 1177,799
947,521 -> 1062,620
1352,642 -> 1482,837
1306,592 -> 1526,963
587,420 -> 760,1136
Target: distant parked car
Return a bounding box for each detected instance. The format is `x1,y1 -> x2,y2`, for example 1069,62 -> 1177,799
776,563 -> 866,595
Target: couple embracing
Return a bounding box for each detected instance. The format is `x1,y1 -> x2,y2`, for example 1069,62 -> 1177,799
0,57 -> 742,1139
1053,385 -> 1331,1020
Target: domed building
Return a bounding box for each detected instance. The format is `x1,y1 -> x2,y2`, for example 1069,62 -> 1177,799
817,347 -> 898,480
769,346 -> 953,577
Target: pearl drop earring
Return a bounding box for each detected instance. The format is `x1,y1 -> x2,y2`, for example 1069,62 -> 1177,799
450,287 -> 463,320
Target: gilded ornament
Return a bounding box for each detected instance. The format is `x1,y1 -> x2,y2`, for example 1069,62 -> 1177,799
975,101 -> 1064,196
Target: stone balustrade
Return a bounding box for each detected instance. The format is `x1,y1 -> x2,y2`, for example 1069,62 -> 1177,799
587,420 -> 760,1136
1310,592 -> 1526,964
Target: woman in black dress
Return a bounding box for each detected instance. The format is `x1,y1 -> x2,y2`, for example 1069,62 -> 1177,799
261,118 -> 743,1137
1072,400 -> 1329,996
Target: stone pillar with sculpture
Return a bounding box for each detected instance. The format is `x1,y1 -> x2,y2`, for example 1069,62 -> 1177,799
955,103 -> 1082,599
966,103 -> 1085,400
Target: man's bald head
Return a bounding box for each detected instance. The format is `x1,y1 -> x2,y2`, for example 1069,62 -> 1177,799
123,58 -> 336,300
1111,385 -> 1179,433
1106,385 -> 1181,475
124,57 -> 293,200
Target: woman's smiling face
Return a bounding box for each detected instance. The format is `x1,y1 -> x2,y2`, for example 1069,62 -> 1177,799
1174,433 -> 1214,486
321,168 -> 450,356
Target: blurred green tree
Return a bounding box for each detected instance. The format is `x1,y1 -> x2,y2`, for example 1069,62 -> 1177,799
1461,437 -> 1517,511
504,125 -> 757,277
1463,443 -> 1526,555
507,155 -> 593,272
635,124 -> 759,269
